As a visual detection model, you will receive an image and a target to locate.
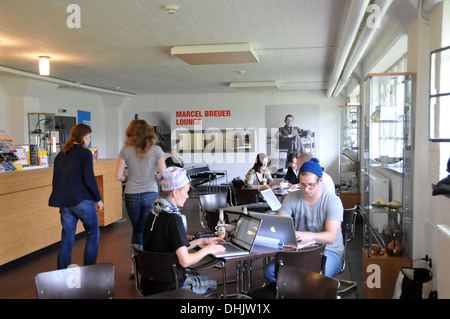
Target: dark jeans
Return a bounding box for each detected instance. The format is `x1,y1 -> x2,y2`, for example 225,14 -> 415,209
58,200 -> 99,269
125,192 -> 158,249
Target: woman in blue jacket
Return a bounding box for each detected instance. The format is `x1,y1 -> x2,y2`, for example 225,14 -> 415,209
49,123 -> 103,269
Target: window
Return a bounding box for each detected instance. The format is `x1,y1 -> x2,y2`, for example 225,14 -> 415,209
429,46 -> 450,141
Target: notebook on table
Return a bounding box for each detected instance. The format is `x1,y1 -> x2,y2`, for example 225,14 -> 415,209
209,214 -> 262,258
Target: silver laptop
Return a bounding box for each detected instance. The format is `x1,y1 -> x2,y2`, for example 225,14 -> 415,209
250,212 -> 316,249
250,212 -> 297,246
212,214 -> 262,258
259,188 -> 282,211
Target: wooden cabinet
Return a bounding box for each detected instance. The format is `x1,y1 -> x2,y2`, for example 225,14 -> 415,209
362,248 -> 411,299
0,159 -> 122,266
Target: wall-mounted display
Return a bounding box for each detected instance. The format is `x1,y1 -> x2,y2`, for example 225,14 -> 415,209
362,72 -> 415,259
174,128 -> 255,152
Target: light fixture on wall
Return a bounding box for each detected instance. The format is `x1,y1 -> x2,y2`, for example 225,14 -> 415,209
39,56 -> 50,76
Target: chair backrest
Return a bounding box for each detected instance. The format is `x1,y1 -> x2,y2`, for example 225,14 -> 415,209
35,263 -> 114,299
131,246 -> 183,296
277,266 -> 339,299
275,244 -> 326,275
340,205 -> 358,272
342,205 -> 358,243
234,188 -> 260,205
199,193 -> 228,231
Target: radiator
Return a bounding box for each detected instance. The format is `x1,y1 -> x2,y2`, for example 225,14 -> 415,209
437,225 -> 450,298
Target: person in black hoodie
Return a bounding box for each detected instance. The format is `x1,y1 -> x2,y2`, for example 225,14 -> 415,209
49,123 -> 103,269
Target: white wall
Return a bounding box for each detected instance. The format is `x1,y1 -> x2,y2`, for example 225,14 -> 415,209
0,76 -> 129,159
392,2 -> 450,294
0,77 -> 345,182
119,91 -> 345,181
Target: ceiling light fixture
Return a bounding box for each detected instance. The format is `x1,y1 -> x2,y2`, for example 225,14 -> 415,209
171,43 -> 259,65
229,81 -> 279,91
39,56 -> 50,76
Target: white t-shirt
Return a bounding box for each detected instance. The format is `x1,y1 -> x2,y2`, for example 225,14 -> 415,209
321,172 -> 336,194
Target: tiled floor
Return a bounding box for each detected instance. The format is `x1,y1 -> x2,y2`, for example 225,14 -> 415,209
0,196 -> 361,299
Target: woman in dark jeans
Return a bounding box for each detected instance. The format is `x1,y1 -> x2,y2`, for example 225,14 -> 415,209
116,120 -> 166,278
49,123 -> 103,269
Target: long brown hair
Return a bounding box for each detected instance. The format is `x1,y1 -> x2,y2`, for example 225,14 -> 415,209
124,120 -> 159,160
252,153 -> 269,172
62,123 -> 92,153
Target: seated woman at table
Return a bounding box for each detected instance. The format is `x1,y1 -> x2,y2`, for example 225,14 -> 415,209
142,167 -> 225,295
244,153 -> 276,190
283,152 -> 300,187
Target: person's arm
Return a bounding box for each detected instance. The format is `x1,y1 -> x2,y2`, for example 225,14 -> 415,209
294,220 -> 341,243
157,156 -> 166,172
115,158 -> 127,182
175,238 -> 225,268
81,149 -> 102,203
155,156 -> 166,180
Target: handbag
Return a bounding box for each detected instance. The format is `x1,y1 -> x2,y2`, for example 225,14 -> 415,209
393,258 -> 436,299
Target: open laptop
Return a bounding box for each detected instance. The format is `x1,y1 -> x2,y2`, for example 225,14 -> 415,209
250,212 -> 316,249
259,188 -> 282,211
245,188 -> 283,212
211,214 -> 262,258
249,212 -> 297,246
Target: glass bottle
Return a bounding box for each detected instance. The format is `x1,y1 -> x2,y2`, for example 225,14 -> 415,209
217,210 -> 226,239
382,203 -> 404,256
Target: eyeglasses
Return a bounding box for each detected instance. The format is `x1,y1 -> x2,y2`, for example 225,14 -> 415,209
299,182 -> 318,190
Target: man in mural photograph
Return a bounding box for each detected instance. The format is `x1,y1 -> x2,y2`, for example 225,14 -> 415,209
277,114 -> 313,159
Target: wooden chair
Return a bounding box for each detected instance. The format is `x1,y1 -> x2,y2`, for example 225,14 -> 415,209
277,266 -> 339,299
131,246 -> 223,298
234,188 -> 260,205
275,244 -> 327,274
337,205 -> 358,295
249,244 -> 327,299
35,263 -> 114,299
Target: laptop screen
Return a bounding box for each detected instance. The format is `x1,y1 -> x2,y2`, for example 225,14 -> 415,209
260,189 -> 282,211
231,215 -> 261,251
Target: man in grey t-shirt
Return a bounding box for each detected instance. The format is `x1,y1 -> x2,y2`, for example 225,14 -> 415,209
264,157 -> 344,282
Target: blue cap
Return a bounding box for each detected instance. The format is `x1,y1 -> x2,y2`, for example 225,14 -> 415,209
300,157 -> 323,178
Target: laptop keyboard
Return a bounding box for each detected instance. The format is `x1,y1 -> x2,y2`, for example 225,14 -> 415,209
221,243 -> 243,253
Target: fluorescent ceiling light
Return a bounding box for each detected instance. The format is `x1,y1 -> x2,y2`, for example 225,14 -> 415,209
171,43 -> 259,65
39,56 -> 50,76
230,81 -> 279,91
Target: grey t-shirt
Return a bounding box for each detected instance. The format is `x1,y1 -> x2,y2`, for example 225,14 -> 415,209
279,189 -> 344,259
119,145 -> 164,194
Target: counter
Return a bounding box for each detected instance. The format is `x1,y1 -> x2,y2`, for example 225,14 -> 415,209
0,159 -> 122,266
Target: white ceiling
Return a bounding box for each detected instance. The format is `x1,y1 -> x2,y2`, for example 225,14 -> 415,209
0,0 -> 427,96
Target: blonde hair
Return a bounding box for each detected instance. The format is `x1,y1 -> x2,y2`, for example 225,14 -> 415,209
124,120 -> 158,160
62,123 -> 92,153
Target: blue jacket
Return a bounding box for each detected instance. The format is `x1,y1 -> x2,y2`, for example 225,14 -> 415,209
49,144 -> 102,208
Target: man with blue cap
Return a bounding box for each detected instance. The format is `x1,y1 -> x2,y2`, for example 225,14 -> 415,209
264,157 -> 344,282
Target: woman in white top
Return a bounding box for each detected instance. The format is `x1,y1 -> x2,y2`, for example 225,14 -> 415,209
116,120 -> 166,277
